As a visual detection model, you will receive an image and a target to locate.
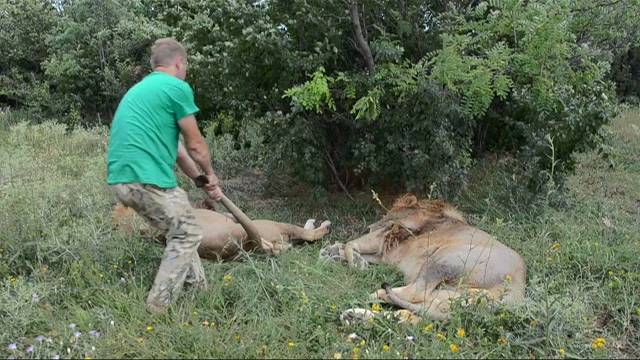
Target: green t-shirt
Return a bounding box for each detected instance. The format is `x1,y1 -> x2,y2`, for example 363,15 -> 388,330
107,71 -> 199,188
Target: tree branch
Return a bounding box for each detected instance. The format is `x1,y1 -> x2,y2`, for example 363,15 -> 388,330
323,147 -> 355,202
349,0 -> 375,74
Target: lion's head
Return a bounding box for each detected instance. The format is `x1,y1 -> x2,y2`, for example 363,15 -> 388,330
383,194 -> 466,228
380,194 -> 467,254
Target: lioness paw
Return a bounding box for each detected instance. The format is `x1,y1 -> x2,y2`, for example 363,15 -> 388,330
304,219 -> 316,230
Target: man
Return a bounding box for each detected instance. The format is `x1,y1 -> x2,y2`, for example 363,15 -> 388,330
107,37 -> 222,314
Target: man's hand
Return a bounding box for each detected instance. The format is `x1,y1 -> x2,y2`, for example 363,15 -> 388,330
206,184 -> 223,201
204,173 -> 222,201
204,173 -> 220,188
193,173 -> 223,201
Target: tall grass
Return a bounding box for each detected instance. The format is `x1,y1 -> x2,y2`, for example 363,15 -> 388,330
0,109 -> 638,358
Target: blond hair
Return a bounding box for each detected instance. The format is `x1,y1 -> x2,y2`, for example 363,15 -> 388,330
150,38 -> 187,68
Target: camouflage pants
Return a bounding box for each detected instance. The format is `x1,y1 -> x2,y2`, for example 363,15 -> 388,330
111,183 -> 207,312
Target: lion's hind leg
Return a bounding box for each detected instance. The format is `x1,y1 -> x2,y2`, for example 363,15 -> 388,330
283,220 -> 332,242
383,284 -> 462,321
344,228 -> 385,269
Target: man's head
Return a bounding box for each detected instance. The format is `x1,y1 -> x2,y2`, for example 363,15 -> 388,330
150,38 -> 188,80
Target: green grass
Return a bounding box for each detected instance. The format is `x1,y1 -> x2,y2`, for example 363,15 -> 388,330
1,108 -> 639,359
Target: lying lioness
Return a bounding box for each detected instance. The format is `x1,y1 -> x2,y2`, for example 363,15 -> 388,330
113,199 -> 331,260
321,194 -> 526,321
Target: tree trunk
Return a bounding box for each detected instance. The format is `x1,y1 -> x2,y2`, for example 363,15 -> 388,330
349,0 -> 375,74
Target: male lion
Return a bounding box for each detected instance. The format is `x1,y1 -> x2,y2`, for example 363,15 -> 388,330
113,197 -> 331,260
322,194 -> 526,321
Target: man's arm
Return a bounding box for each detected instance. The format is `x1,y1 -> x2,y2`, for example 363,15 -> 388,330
176,140 -> 201,180
178,115 -> 215,176
178,115 -> 223,200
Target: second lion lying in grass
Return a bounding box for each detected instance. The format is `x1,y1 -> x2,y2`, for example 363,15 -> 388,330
321,194 -> 526,321
113,200 -> 331,260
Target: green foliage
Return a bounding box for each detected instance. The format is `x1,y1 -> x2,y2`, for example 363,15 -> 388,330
0,0 -> 635,194
283,67 -> 335,113
427,34 -> 513,117
0,0 -> 56,118
569,0 -> 640,58
43,0 -> 166,123
350,87 -> 382,121
424,0 -> 618,180
611,45 -> 640,101
350,79 -> 473,196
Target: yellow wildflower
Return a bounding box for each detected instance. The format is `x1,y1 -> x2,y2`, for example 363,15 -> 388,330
84,356 -> 92,360
235,334 -> 241,341
9,276 -> 17,285
288,341 -> 296,349
382,344 -> 390,352
145,325 -> 153,333
359,339 -> 365,347
504,275 -> 512,283
559,348 -> 566,357
330,304 -> 337,311
223,273 -> 233,286
422,323 -> 434,333
497,337 -> 508,345
550,243 -> 561,251
456,328 -> 465,338
333,352 -> 342,359
371,303 -> 382,314
436,332 -> 446,341
450,343 -> 459,353
591,337 -> 606,350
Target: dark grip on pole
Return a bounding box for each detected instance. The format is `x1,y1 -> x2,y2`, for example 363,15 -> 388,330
194,175 -> 209,188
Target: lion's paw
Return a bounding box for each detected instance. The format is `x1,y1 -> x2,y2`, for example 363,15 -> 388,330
319,220 -> 331,229
304,219 -> 316,230
351,251 -> 369,270
261,238 -> 292,256
340,308 -> 375,326
319,242 -> 345,262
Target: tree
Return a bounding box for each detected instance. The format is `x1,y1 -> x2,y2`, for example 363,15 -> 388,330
0,0 -> 56,113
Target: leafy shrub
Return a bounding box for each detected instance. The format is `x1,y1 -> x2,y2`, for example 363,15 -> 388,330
429,0 -> 618,176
